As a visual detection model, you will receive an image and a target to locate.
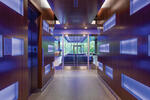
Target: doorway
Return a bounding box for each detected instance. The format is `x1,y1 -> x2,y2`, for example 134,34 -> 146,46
63,34 -> 89,69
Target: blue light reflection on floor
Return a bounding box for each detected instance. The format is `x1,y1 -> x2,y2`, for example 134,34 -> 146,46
122,74 -> 150,100
105,66 -> 113,79
0,82 -> 18,100
130,0 -> 150,15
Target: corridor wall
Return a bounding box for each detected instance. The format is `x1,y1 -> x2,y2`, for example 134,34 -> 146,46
0,0 -> 29,100
97,3 -> 150,100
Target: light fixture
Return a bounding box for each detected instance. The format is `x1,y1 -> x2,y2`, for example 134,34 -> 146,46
56,20 -> 60,24
64,27 -> 67,29
83,34 -> 86,37
91,20 -> 96,24
65,34 -> 68,37
84,27 -> 88,29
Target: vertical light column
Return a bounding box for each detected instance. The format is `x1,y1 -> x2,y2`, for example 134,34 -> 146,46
88,34 -> 90,70
62,34 -> 64,70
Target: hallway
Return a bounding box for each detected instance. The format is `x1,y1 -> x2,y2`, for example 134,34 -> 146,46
29,70 -> 115,100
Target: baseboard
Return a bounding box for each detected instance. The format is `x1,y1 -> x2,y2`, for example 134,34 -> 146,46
97,75 -> 121,100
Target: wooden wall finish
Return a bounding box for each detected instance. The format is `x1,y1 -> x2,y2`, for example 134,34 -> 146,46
97,3 -> 150,100
42,26 -> 55,88
0,0 -> 28,100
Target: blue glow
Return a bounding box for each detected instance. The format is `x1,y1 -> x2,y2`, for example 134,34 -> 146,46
0,0 -> 24,15
0,82 -> 18,100
74,0 -> 78,8
105,66 -> 113,79
0,35 -> 2,57
12,38 -> 24,56
99,43 -> 110,53
120,38 -> 137,55
148,35 -> 150,56
121,74 -> 150,100
4,38 -> 24,56
130,0 -> 150,15
45,64 -> 50,75
43,20 -> 49,33
48,45 -> 54,53
98,62 -> 103,71
103,14 -> 116,32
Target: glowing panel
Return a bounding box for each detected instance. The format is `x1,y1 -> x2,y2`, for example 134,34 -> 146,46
120,38 -> 137,55
148,35 -> 150,56
103,14 -> 116,32
43,20 -> 49,33
105,66 -> 113,79
99,43 -> 110,53
45,64 -> 50,75
130,0 -> 150,15
0,0 -> 24,15
4,38 -> 24,56
12,38 -> 24,56
122,74 -> 150,100
0,35 -> 2,57
48,45 -> 54,53
0,82 -> 18,100
98,62 -> 103,71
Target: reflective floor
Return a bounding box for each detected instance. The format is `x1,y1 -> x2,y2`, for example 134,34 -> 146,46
29,70 -> 115,100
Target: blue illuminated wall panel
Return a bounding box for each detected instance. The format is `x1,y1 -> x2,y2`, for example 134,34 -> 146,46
4,38 -> 24,56
48,45 -> 54,53
0,0 -> 24,15
0,35 -> 2,57
12,38 -> 24,56
105,66 -> 113,79
45,64 -> 50,75
148,35 -> 150,56
4,38 -> 12,55
120,38 -> 137,55
43,20 -> 49,33
130,0 -> 150,15
0,82 -> 18,100
121,74 -> 150,100
103,14 -> 116,32
99,43 -> 110,53
98,62 -> 103,71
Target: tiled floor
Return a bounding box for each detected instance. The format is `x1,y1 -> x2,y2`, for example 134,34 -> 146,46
29,70 -> 116,100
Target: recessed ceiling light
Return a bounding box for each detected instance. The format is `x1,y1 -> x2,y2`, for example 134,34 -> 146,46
84,27 -> 88,29
83,34 -> 86,37
64,27 -> 67,29
65,34 -> 68,37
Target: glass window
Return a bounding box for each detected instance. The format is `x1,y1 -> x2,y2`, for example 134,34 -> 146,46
0,0 -> 24,15
122,74 -> 150,100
